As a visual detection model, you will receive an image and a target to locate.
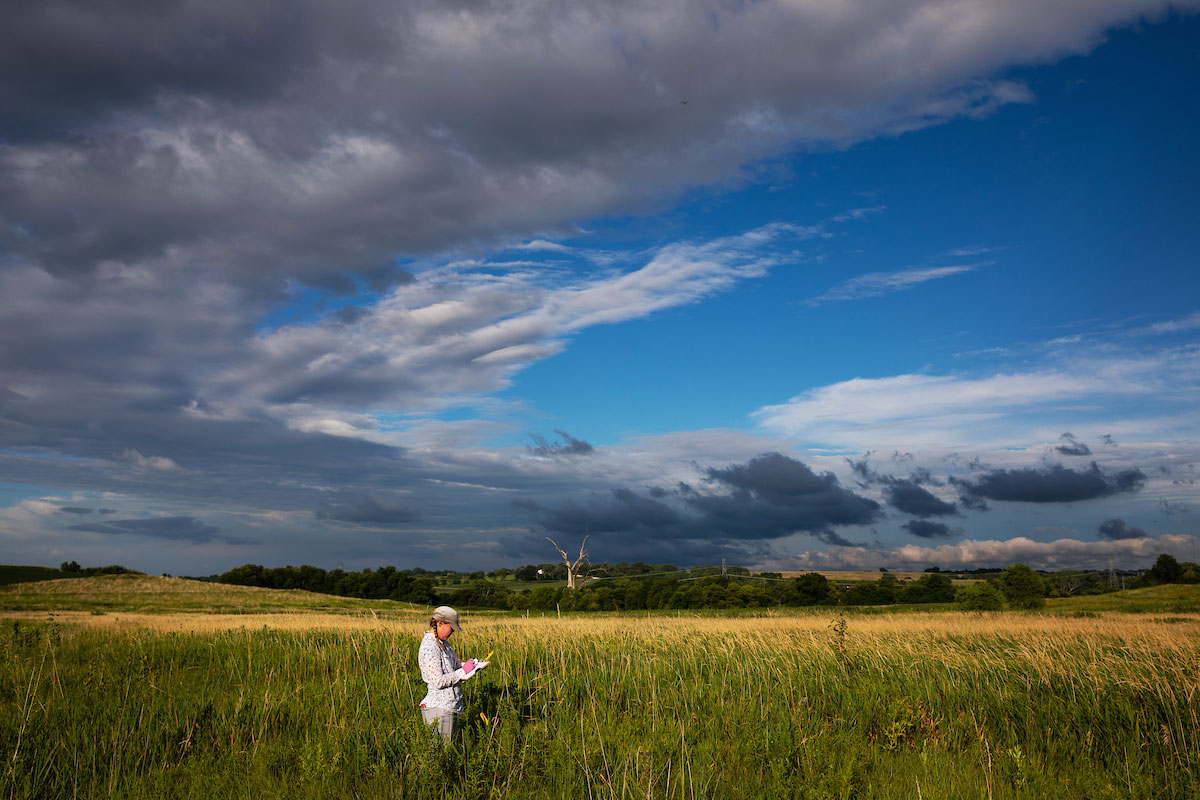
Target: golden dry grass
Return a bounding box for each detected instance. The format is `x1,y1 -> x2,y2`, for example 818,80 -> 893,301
13,605 -> 1197,654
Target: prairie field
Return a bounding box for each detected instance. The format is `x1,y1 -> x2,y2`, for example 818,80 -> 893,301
2,577 -> 1198,799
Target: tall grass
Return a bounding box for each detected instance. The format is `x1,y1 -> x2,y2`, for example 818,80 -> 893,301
2,612 -> 1197,799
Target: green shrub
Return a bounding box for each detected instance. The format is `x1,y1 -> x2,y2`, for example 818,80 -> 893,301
956,581 -> 1004,611
1001,563 -> 1047,609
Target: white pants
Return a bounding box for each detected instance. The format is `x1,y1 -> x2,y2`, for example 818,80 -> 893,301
420,705 -> 457,742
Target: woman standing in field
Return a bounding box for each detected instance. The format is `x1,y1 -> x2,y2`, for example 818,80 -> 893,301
417,605 -> 488,741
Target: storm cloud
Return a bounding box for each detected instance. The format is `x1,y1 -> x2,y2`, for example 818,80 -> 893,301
68,515 -> 248,544
513,453 -> 881,562
952,463 -> 1146,504
314,492 -> 422,526
883,480 -> 959,518
1097,518 -> 1149,540
6,0 -> 1157,289
902,520 -> 957,539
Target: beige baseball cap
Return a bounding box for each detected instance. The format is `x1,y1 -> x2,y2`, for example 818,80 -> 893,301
432,605 -> 461,632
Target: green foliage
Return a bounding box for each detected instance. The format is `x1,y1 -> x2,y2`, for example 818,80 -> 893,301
447,579 -> 511,609
1001,563 -> 1047,609
956,581 -> 1005,611
0,563 -> 138,586
781,572 -> 836,606
1147,553 -> 1184,584
897,573 -> 957,604
843,577 -> 897,606
0,565 -> 66,587
215,564 -> 437,604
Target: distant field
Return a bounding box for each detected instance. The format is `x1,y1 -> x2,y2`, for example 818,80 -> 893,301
0,573 -> 428,616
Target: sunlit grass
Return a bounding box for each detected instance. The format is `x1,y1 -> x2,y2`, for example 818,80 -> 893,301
2,576 -> 1198,798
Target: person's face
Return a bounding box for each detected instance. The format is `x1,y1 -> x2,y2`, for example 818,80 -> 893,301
435,620 -> 455,641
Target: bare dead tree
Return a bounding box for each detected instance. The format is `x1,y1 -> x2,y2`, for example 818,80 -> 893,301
546,534 -> 589,590
1053,572 -> 1084,596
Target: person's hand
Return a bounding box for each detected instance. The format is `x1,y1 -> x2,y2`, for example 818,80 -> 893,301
462,658 -> 477,675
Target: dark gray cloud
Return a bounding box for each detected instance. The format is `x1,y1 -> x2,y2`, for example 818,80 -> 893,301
902,520 -> 957,539
844,455 -> 959,517
2,0 -> 1169,292
529,430 -> 595,457
68,515 -> 249,544
883,480 -> 959,517
1055,432 -> 1092,456
952,463 -> 1146,504
697,453 -> 881,540
314,491 -> 422,525
514,488 -> 687,539
1097,518 -> 1149,540
58,506 -> 93,515
512,453 -> 880,563
846,453 -> 881,485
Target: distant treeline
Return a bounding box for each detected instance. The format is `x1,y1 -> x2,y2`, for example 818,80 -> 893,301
449,554 -> 1199,611
59,561 -> 141,577
23,552 -> 1193,612
449,571 -> 958,611
196,564 -> 439,604
187,554 -> 1200,611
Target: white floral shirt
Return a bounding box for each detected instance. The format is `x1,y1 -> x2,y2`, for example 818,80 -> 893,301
418,631 -> 465,712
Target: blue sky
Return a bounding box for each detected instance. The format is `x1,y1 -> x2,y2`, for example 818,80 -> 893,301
0,1 -> 1197,574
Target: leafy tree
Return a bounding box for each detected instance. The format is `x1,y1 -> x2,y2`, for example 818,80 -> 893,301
513,565 -> 540,581
1146,553 -> 1184,585
956,582 -> 1004,611
898,573 -> 956,604
781,573 -> 834,606
1001,563 -> 1046,609
448,579 -> 510,609
842,578 -> 896,606
60,561 -> 81,574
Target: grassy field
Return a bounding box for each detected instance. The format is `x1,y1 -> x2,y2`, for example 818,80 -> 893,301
2,577 -> 1197,799
0,573 -> 428,616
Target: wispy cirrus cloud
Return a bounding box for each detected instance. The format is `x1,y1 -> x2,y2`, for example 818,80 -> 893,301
1140,311 -> 1200,335
805,264 -> 982,305
221,221 -> 828,426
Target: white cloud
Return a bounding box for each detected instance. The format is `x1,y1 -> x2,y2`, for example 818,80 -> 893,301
120,450 -> 183,473
785,534 -> 1197,571
753,346 -> 1200,451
